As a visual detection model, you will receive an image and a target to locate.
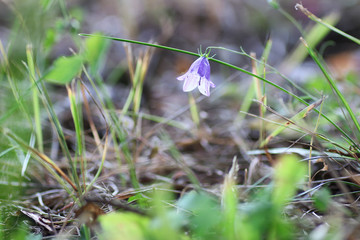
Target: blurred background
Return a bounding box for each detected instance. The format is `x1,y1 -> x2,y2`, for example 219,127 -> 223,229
2,0 -> 360,87
1,0 -> 360,185
2,0 -> 360,77
2,0 -> 360,236
1,0 -> 360,173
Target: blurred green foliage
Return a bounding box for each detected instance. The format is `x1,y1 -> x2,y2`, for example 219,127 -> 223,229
97,155 -> 306,240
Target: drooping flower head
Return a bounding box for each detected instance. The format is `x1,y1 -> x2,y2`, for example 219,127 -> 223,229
177,54 -> 215,96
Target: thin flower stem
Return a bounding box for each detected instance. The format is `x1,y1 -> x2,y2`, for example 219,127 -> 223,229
79,33 -> 199,57
208,59 -> 357,149
206,46 -> 316,100
79,33 -> 358,149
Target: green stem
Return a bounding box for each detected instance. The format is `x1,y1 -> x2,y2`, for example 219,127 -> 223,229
79,33 -> 198,57
206,46 -> 315,100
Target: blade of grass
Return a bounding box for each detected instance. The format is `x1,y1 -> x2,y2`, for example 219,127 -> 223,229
301,37 -> 360,145
124,111 -> 188,130
37,78 -> 81,191
3,128 -> 78,193
66,82 -> 85,192
160,131 -> 201,188
121,60 -> 141,116
132,57 -> 143,114
258,40 -> 272,146
85,131 -> 109,192
21,132 -> 35,176
81,63 -> 140,189
296,3 -> 360,46
21,55 -> 82,192
134,47 -> 153,114
78,80 -> 110,193
80,82 -> 104,153
268,1 -> 305,35
26,45 -> 44,152
309,96 -> 325,187
251,52 -> 264,144
280,11 -> 339,73
242,105 -> 352,155
236,81 -> 255,124
260,98 -> 323,147
222,156 -> 239,240
0,40 -> 33,121
188,93 -> 200,127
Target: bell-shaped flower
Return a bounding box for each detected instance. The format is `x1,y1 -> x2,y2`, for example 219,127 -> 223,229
177,56 -> 215,96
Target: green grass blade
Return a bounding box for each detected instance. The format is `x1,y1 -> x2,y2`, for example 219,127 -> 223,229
260,98 -> 323,147
21,133 -> 35,176
160,131 -> 201,188
37,79 -> 81,190
206,46 -> 316,100
81,66 -> 140,189
188,93 -> 200,127
66,83 -> 85,192
301,38 -> 360,144
86,133 -> 108,192
26,45 -> 43,153
296,3 -> 360,46
281,11 -> 339,72
272,154 -> 306,206
124,111 -> 187,130
2,128 -> 77,195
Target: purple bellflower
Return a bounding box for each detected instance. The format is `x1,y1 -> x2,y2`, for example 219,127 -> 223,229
177,56 -> 215,96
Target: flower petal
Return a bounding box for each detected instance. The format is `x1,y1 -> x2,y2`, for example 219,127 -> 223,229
188,57 -> 203,73
197,57 -> 210,78
177,73 -> 187,81
183,74 -> 199,92
198,77 -> 211,96
176,56 -> 214,95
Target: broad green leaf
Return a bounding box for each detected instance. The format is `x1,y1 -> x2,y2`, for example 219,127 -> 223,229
313,188 -> 331,212
272,154 -> 306,207
176,191 -> 221,237
45,55 -> 83,84
98,212 -> 150,240
85,32 -> 110,74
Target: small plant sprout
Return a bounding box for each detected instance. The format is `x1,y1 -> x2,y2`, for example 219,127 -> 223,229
177,49 -> 215,96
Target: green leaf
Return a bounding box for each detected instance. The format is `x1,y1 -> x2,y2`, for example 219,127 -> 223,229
41,0 -> 54,11
43,28 -> 56,51
272,154 -> 306,207
98,212 -> 150,240
176,191 -> 221,238
313,188 -> 331,212
45,55 -> 83,84
84,32 -> 110,74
